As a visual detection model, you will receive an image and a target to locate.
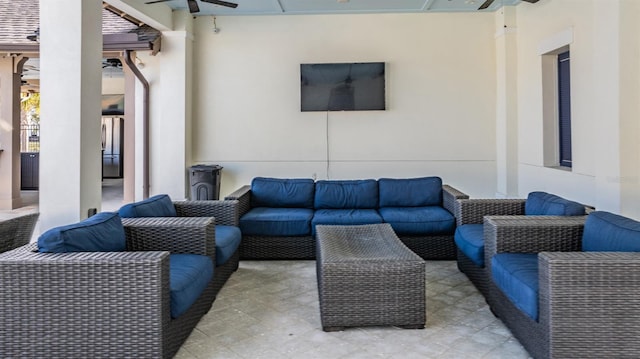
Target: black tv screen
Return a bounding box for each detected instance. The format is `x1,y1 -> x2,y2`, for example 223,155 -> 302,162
300,62 -> 385,112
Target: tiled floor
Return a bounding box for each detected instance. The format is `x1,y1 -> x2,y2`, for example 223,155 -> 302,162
175,260 -> 531,359
7,180 -> 531,358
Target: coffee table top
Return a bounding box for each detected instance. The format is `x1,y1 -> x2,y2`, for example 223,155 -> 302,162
316,223 -> 424,262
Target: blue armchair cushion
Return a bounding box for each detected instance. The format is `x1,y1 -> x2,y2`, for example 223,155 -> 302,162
524,192 -> 585,216
240,207 -> 313,236
169,253 -> 213,319
311,209 -> 383,235
314,179 -> 378,209
582,211 -> 640,252
491,253 -> 540,321
250,177 -> 315,208
38,212 -> 126,253
118,194 -> 177,218
215,225 -> 242,265
454,224 -> 485,267
378,177 -> 443,207
378,206 -> 455,235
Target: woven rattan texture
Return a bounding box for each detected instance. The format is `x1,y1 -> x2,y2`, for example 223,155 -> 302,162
212,249 -> 240,296
174,200 -> 239,226
0,212 -> 39,253
454,198 -> 526,226
316,224 -> 425,331
456,248 -> 490,299
398,234 -> 457,260
0,217 -> 218,358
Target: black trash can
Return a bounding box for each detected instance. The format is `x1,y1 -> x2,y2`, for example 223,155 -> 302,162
189,165 -> 223,200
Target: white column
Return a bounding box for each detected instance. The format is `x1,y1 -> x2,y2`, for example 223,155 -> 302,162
0,55 -> 27,209
494,7 -> 519,198
150,11 -> 193,200
39,0 -> 103,230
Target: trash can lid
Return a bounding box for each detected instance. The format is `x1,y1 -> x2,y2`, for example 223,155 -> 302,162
190,164 -> 223,171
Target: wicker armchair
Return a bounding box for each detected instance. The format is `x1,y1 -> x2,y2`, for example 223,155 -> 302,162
453,193 -> 589,299
119,197 -> 241,297
0,216 -> 215,359
484,213 -> 640,359
0,212 -> 39,253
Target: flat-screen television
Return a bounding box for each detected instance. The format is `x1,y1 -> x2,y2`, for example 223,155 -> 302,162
300,62 -> 385,112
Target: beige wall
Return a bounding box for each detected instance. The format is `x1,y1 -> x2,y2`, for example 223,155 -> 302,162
190,13 -> 499,198
515,0 -> 640,218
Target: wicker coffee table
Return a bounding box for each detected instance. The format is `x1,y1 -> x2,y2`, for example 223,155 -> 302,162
315,223 -> 426,332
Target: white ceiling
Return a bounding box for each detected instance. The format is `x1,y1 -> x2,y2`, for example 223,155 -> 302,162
143,0 -> 526,16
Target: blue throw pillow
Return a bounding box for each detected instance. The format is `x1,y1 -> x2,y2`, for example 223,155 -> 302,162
524,192 -> 585,216
118,194 -> 177,218
314,179 -> 378,209
250,177 -> 315,208
583,211 -> 640,252
378,177 -> 442,207
38,212 -> 126,253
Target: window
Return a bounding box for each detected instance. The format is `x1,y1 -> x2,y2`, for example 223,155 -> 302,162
557,51 -> 572,168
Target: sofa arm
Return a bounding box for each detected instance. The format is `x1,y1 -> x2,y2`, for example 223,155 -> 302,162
484,215 -> 585,275
0,244 -> 170,358
442,185 -> 469,215
122,217 -> 215,260
538,251 -> 640,357
225,185 -> 251,217
453,198 -> 526,225
174,200 -> 240,226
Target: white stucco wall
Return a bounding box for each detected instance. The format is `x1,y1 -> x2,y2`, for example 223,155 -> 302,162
190,13 -> 498,198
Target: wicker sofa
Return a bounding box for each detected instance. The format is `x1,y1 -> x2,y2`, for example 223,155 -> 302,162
225,176 -> 468,260
0,212 -> 217,359
453,192 -> 589,298
485,211 -> 640,359
118,194 -> 241,297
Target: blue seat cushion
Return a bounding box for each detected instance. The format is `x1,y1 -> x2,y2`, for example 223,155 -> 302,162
169,253 -> 213,319
378,206 -> 455,235
454,224 -> 485,266
314,179 -> 378,209
118,194 -> 177,218
311,209 -> 383,235
240,207 -> 313,236
525,192 -> 585,216
378,177 -> 443,207
583,211 -> 640,252
215,225 -> 241,265
38,212 -> 126,253
492,253 -> 539,321
250,177 -> 315,208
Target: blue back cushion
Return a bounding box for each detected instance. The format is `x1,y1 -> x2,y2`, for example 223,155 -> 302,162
524,192 -> 585,216
314,179 -> 378,209
38,212 -> 126,253
250,177 -> 315,208
169,253 -> 213,318
583,211 -> 640,252
378,177 -> 442,207
118,194 -> 177,218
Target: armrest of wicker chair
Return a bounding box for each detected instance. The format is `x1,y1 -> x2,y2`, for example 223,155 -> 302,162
454,198 -> 526,226
442,185 -> 469,214
224,185 -> 251,217
483,215 -> 586,275
537,251 -> 640,357
121,217 -> 215,260
173,199 -> 239,226
0,243 -> 171,358
0,212 -> 40,253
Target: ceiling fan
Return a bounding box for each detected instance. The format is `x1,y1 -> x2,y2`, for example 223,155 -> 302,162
478,0 -> 539,10
145,0 -> 238,14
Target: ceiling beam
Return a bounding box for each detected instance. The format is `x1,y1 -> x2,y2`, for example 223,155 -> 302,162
103,0 -> 173,31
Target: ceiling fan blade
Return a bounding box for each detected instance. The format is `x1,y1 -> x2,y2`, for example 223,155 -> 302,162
145,0 -> 172,4
521,0 -> 539,3
187,0 -> 200,13
478,0 -> 495,10
201,0 -> 238,9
